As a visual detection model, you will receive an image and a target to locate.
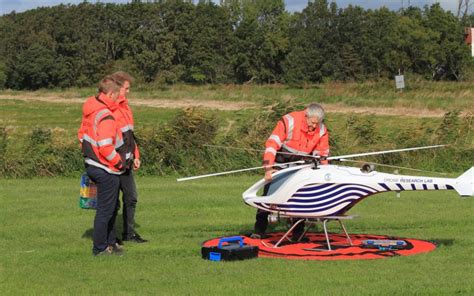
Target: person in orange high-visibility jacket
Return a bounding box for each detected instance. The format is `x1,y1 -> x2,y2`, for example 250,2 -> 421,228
109,71 -> 147,243
78,85 -> 125,174
252,103 -> 330,241
78,77 -> 125,256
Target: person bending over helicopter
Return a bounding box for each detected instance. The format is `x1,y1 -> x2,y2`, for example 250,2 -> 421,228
251,103 -> 330,241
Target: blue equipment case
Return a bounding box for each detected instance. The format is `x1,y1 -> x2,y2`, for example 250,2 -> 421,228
202,236 -> 259,261
361,239 -> 407,251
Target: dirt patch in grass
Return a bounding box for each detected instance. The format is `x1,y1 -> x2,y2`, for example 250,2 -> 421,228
0,95 -> 255,111
131,98 -> 255,110
322,103 -> 464,118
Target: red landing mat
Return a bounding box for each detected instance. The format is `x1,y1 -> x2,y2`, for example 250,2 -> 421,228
202,233 -> 436,260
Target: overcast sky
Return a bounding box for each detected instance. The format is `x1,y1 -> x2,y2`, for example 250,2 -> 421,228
0,0 -> 464,16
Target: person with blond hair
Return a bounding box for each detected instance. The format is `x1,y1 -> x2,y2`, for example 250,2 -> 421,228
109,71 -> 147,243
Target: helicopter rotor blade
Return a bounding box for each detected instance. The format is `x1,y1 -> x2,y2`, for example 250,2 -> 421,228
177,160 -> 306,182
327,144 -> 447,161
338,158 -> 447,175
203,144 -> 319,159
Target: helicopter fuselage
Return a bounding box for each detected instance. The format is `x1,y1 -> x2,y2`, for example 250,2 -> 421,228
243,164 -> 471,218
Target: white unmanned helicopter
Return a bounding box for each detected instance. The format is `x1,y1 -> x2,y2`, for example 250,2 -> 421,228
179,145 -> 473,209
178,145 -> 473,248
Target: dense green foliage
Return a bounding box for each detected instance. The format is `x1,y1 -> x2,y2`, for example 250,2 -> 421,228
0,177 -> 473,294
0,101 -> 472,178
0,0 -> 472,89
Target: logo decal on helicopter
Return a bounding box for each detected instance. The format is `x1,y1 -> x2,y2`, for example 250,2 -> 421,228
324,173 -> 331,181
384,177 -> 434,183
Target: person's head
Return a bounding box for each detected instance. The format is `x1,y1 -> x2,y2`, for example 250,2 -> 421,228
110,71 -> 134,97
98,76 -> 121,101
305,103 -> 325,131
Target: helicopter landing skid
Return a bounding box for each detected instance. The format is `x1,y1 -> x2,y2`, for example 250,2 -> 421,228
262,215 -> 355,251
302,215 -> 355,251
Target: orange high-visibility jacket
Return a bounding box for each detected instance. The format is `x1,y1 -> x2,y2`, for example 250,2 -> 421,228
263,110 -> 330,166
78,93 -> 125,174
114,95 -> 140,168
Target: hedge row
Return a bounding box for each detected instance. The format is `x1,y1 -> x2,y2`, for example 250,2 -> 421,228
0,107 -> 472,178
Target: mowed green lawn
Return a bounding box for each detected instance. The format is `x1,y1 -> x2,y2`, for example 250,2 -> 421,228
0,176 -> 472,295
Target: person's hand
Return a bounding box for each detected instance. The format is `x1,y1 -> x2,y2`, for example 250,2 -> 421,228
264,169 -> 277,182
133,158 -> 141,170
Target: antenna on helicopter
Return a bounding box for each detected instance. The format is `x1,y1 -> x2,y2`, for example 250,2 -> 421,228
337,158 -> 447,175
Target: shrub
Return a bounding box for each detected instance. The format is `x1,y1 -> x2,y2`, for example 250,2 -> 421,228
0,109 -> 471,178
435,110 -> 461,144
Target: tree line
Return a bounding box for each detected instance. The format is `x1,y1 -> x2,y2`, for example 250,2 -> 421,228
0,0 -> 472,90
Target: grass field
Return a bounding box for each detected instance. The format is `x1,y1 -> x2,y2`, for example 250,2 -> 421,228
0,176 -> 472,295
0,97 -> 447,138
1,80 -> 473,110
0,99 -> 181,137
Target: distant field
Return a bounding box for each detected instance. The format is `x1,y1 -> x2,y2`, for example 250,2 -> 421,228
2,80 -> 466,139
0,97 -> 447,138
0,99 -> 179,137
0,176 -> 472,294
1,80 -> 473,114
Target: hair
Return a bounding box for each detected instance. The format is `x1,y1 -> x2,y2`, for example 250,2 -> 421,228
98,76 -> 121,94
305,103 -> 325,121
110,71 -> 134,86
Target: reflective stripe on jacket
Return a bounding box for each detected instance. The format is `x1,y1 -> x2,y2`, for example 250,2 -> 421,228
78,93 -> 125,174
263,110 -> 330,166
114,96 -> 140,167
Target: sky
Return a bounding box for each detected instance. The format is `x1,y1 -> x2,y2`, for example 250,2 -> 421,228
0,0 -> 465,16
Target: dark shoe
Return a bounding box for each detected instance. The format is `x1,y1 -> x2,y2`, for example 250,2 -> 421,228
116,238 -> 124,246
250,233 -> 269,239
93,247 -> 112,257
291,233 -> 310,243
299,236 -> 310,243
250,233 -> 261,239
123,233 -> 148,243
109,243 -> 124,256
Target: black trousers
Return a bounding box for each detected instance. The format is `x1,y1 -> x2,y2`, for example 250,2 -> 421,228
254,183 -> 271,234
119,169 -> 138,239
86,166 -> 120,254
